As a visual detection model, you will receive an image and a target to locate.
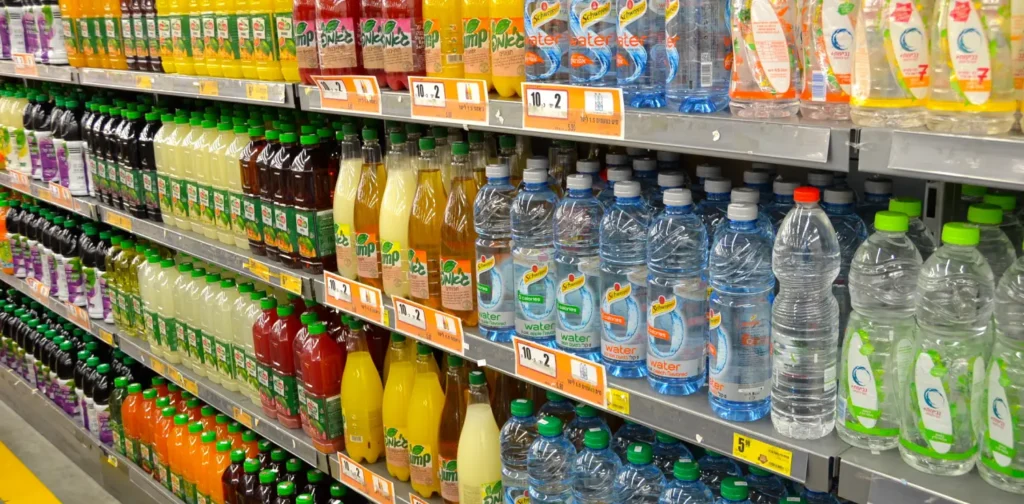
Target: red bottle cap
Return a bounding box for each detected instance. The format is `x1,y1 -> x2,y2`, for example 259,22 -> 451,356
794,186 -> 820,203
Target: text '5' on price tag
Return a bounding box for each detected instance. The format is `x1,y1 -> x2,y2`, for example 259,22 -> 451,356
408,77 -> 490,125
312,75 -> 383,115
732,433 -> 795,476
199,80 -> 220,96
392,297 -> 466,355
513,336 -> 608,408
521,83 -> 625,139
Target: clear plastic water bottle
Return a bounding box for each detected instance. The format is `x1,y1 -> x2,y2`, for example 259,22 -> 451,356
633,158 -> 659,199
957,185 -> 988,220
715,478 -> 751,504
744,467 -> 788,504
728,0 -> 800,118
708,203 -> 775,422
696,178 -> 731,231
856,178 -> 893,229
577,160 -> 605,194
501,399 -> 539,504
512,169 -> 560,348
822,188 -> 868,345
528,416 -> 577,502
806,172 -> 834,192
598,167 -> 633,208
798,0 -> 855,121
967,203 -> 1016,283
614,443 -> 666,502
666,0 -> 730,113
612,420 -> 656,461
692,164 -> 722,202
983,194 -> 1024,254
647,189 -> 709,396
539,391 -> 576,426
899,223 -> 994,476
888,198 -> 938,261
697,452 -> 742,496
979,253 -> 1024,493
600,180 -> 651,378
606,153 -> 631,171
652,433 -> 694,477
660,460 -> 716,504
838,211 -> 922,451
799,490 -> 837,504
476,164 -> 518,343
569,0 -> 617,87
554,174 -> 604,360
571,428 -> 622,502
616,0 -> 667,108
771,187 -> 842,439
650,172 -> 686,213
726,188 -> 774,240
526,156 -> 554,194
657,152 -> 683,173
766,180 -> 798,231
526,0 -> 571,84
566,403 -> 612,451
744,171 -> 773,203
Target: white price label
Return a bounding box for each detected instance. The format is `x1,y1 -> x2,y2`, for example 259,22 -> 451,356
435,313 -> 458,336
327,277 -> 352,304
517,343 -> 557,378
570,359 -> 599,386
456,81 -> 481,103
395,300 -> 427,330
526,89 -> 569,119
584,91 -> 615,116
412,81 -> 446,107
341,458 -> 365,482
318,79 -> 348,101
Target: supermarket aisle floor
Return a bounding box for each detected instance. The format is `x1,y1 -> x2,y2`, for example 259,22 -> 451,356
0,399 -> 121,504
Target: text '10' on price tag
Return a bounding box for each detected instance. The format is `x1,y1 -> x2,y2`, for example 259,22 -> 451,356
338,453 -> 395,504
322,272 -> 384,324
512,336 -> 607,408
392,296 -> 465,355
521,83 -> 625,140
407,76 -> 489,125
312,75 -> 383,115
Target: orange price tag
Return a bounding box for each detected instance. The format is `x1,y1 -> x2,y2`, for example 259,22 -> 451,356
199,80 -> 220,96
407,77 -> 489,125
65,303 -> 90,329
10,171 -> 30,192
337,454 -> 396,504
24,277 -> 48,301
513,336 -> 607,407
392,296 -> 465,355
12,53 -> 37,76
521,83 -> 624,139
312,76 -> 383,115
323,272 -> 384,324
48,183 -> 74,209
150,359 -> 166,375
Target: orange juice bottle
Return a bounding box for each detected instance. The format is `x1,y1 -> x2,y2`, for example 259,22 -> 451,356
103,0 -> 129,69
214,413 -> 229,440
211,440 -> 233,504
154,406 -> 176,489
354,128 -> 387,290
236,0 -> 256,77
274,0 -> 298,81
190,0 -> 207,74
197,431 -> 217,504
200,405 -> 217,431
138,388 -> 159,473
241,430 -> 259,458
440,142 -> 479,326
227,422 -> 244,448
61,0 -> 87,67
408,137 -> 446,310
184,422 -> 204,503
121,383 -> 143,464
168,413 -> 190,499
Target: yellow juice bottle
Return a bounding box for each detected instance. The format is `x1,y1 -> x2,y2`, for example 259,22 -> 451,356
236,0 -> 257,78
157,0 -> 176,73
103,0 -> 129,69
183,117 -> 208,233
340,319 -> 385,463
190,0 -> 208,74
195,120 -> 218,239
248,0 -> 282,80
333,124 -> 361,279
61,0 -> 86,67
379,133 -> 417,298
208,121 -> 234,244
408,137 -> 446,310
202,0 -> 221,76
487,0 -> 525,97
274,0 -> 298,81
440,142 -> 479,327
405,342 -> 445,498
354,128 -> 387,290
456,370 -> 503,503
216,0 -> 243,77
423,0 -> 464,78
224,123 -> 251,250
462,0 -> 492,90
170,0 -> 195,74
382,334 -> 416,481
166,115 -> 191,230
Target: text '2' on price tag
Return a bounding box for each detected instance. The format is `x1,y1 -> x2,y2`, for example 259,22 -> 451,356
338,453 -> 395,504
322,272 -> 383,324
408,77 -> 489,125
312,76 -> 383,115
392,296 -> 465,355
521,83 -> 624,139
732,433 -> 795,476
513,336 -> 607,407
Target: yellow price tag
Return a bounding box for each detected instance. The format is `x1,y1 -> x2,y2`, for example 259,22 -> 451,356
246,259 -> 271,281
168,368 -> 183,385
732,433 -> 794,476
606,388 -> 630,415
233,406 -> 254,428
106,454 -> 118,467
183,378 -> 199,395
98,329 -> 115,346
246,83 -> 269,101
279,273 -> 302,294
150,360 -> 166,375
136,75 -> 153,89
382,308 -> 390,327
104,212 -> 132,232
199,80 -> 220,96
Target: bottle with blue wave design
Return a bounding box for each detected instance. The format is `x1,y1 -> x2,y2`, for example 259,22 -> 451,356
692,164 -> 721,202
822,188 -> 868,346
766,180 -> 798,231
476,163 -> 518,343
512,169 -> 560,348
616,0 -> 667,107
600,180 -> 651,378
899,223 -> 994,476
696,177 -> 731,231
660,460 -> 715,504
554,174 -> 604,361
727,0 -> 800,118
744,170 -> 773,204
527,416 -> 577,502
722,188 -> 774,241
569,0 -> 617,86
646,189 -> 709,396
666,0 -> 730,113
576,160 -> 605,194
652,433 -> 694,477
857,178 -> 893,231
650,171 -> 686,214
708,203 -> 774,422
571,428 -> 622,502
526,0 -> 571,83
598,166 -> 632,208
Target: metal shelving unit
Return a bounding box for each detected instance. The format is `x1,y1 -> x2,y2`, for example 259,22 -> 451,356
79,68 -> 296,108
0,61 -> 79,83
0,172 -> 97,218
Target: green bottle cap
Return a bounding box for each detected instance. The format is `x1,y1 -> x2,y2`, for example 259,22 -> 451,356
537,416 -> 563,437
162,406 -> 176,417
174,414 -> 189,425
417,342 -> 432,355
655,432 -> 677,444
719,477 -> 750,501
575,404 -> 597,418
451,141 -> 469,156
583,429 -> 610,450
156,397 -> 170,408
277,481 -> 295,496
942,222 -> 980,246
217,440 -> 233,453
307,469 -> 325,483
244,458 -> 261,473
673,460 -> 700,481
330,483 -> 347,497
143,389 -> 158,399
468,370 -> 485,385
189,422 -> 203,434
202,431 -> 216,443
419,137 -> 436,151
277,304 -> 294,317
983,193 -> 1017,211
626,442 -> 653,464
967,203 -> 1003,225
447,354 -> 463,366
286,458 -> 302,471
296,496 -> 313,504
127,383 -> 143,394
261,297 -> 278,310
271,448 -> 287,462
300,312 -> 318,325
243,430 -> 258,442
511,399 -> 533,418
229,447 -> 246,460
259,469 -> 276,483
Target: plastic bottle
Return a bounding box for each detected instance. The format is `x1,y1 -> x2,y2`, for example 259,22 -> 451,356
612,420 -> 655,460
568,0 -> 615,87
983,193 -> 1024,254
696,177 -> 731,231
570,428 -> 621,501
499,398 -> 537,503
441,142 -> 480,326
330,124 -> 359,278
666,0 -> 729,112
423,0 -> 463,78
715,478 -> 752,504
887,197 -> 937,261
661,460 -> 715,504
381,0 -> 425,90
696,451 -> 741,495
489,0 -> 525,96
616,0 -> 665,107
340,318 -> 385,463
614,443 -> 666,502
523,0 -> 569,83
527,416 -> 576,502
407,137 -> 445,308
765,180 -> 797,232
354,127 -> 386,289
377,132 -> 413,296
652,433 -> 694,477
23,0 -> 39,60
857,178 -> 893,230
821,188 -> 868,347
728,0 -> 799,118
967,203 -> 1016,283
381,334 -> 415,480
404,343 -> 444,497
433,356 -> 466,504
744,467 -> 787,504
510,168 -> 558,346
798,0 -> 854,120
473,163 -> 516,343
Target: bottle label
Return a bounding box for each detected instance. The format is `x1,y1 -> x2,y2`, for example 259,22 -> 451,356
170,177 -> 187,218
295,209 -> 336,260
121,16 -> 136,58
306,393 -> 344,440
172,15 -> 192,58
203,12 -> 218,61
946,0 -> 993,105
272,369 -> 300,416
439,456 -> 459,501
514,251 -> 556,339
134,16 -> 149,57
144,309 -> 158,344
910,350 -> 956,454
409,444 -> 436,487
94,18 -> 110,57
819,0 -> 854,98
262,203 -> 278,249
409,249 -> 430,299
841,329 -> 891,435
441,257 -> 475,312
186,181 -> 200,219
79,19 -> 96,56
197,493 -> 210,504
159,16 -> 174,58
568,0 -> 614,82
381,240 -> 404,287
743,0 -> 795,96
1015,0 -> 1024,92
62,18 -> 80,57
190,14 -> 205,60
217,14 -> 240,59
216,339 -> 234,379
555,260 -> 600,350
142,172 -> 159,211
646,280 -> 707,380
159,315 -> 178,352
423,19 -> 445,73
600,269 -> 647,362
183,479 -> 197,504
335,223 -> 355,274
96,404 -> 112,446
480,480 -> 503,503
707,289 -> 771,403
246,352 -> 260,393
258,361 -> 273,405
146,14 -> 160,58
133,295 -> 145,333
213,188 -> 230,231
384,426 -> 410,469
318,17 -> 359,69
983,359 -> 1016,470
614,0 -> 647,85
274,205 -> 295,256
463,17 -> 491,76
295,18 -> 318,69
384,18 -> 422,72
237,14 -> 253,61
202,332 -> 216,370
186,325 -> 204,363
157,174 -> 170,214
360,17 -> 386,70
242,196 -> 262,242
525,2 -> 565,77
139,442 -> 153,471
356,232 -> 381,279
254,13 -> 280,62
198,185 -> 214,225
230,191 -> 247,239
232,344 -> 249,385
170,472 -> 183,498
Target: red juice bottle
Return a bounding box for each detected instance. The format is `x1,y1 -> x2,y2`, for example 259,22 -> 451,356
359,0 -> 387,84
315,0 -> 363,76
298,321 -> 345,453
382,0 -> 424,90
293,311 -> 318,437
152,376 -> 169,397
253,297 -> 279,418
294,0 -> 320,84
269,304 -> 302,428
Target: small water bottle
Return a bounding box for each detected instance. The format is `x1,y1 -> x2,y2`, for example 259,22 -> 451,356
696,178 -> 731,231
600,180 -> 651,378
857,178 -> 893,229
633,157 -> 659,201
616,0 -> 667,108
744,171 -> 773,204
598,167 -> 633,208
512,169 -> 560,348
889,198 -> 937,261
657,152 -> 684,173
697,452 -> 742,496
715,478 -> 752,504
614,443 -> 667,502
554,174 -> 604,360
525,0 -> 571,83
806,172 -> 834,192
565,404 -> 612,451
727,188 -> 774,240
652,432 -> 694,477
606,153 -> 631,170
967,203 -> 1016,283
766,180 -> 798,231
475,163 -> 518,343
650,171 -> 687,214
528,416 -> 577,502
709,204 -> 774,422
692,164 -> 722,202
612,420 -> 656,461
569,0 -> 617,87
571,428 -> 622,501
745,467 -> 789,504
501,399 -> 539,503
660,459 -> 715,503
646,189 -> 708,396
667,0 -> 730,113
539,391 -> 576,426
983,193 -> 1024,255
822,188 -> 868,345
576,160 -> 605,194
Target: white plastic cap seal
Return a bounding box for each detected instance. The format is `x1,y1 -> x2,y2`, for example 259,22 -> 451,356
732,187 -> 760,204
728,203 -> 758,221
663,188 -> 692,207
567,174 -> 592,190
744,170 -> 771,184
486,163 -> 509,178
614,180 -> 642,198
606,153 -> 629,166
658,171 -> 686,188
864,178 -> 893,195
526,156 -> 549,170
523,169 -> 548,184
824,188 -> 855,204
807,171 -> 834,187
606,167 -> 633,182
696,164 -> 722,178
704,177 -> 732,194
774,179 -> 799,195
576,160 -> 600,174
633,158 -> 657,172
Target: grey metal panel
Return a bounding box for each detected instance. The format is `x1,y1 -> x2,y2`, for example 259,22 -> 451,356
79,68 -> 295,108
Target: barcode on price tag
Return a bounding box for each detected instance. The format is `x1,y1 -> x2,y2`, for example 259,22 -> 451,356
412,81 -> 446,107
394,299 -> 426,330
517,343 -> 557,378
435,313 -> 458,336
318,79 -> 349,101
354,78 -> 377,98
360,288 -> 378,311
585,90 -> 614,116
369,474 -> 393,500
526,88 -> 569,119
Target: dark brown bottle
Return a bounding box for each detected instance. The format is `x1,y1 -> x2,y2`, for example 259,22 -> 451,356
274,482 -> 297,504
288,134 -> 335,274
269,133 -> 300,267
254,129 -> 281,261
239,126 -> 268,255
222,449 -> 246,504
257,470 -> 279,504
235,458 -> 261,504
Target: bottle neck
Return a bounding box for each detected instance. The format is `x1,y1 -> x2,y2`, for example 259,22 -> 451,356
614,196 -> 643,206
706,192 -> 729,202
487,176 -> 511,185
729,219 -> 757,230
864,193 -> 890,203
567,188 -> 593,198
665,204 -> 694,214
824,202 -> 854,214
774,194 -> 794,204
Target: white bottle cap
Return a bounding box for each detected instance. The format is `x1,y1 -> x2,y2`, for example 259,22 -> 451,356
807,171 -> 834,187
606,153 -> 629,166
658,171 -> 686,188
614,180 -> 641,198
523,169 -> 548,184
732,187 -> 760,204
657,151 -> 682,162
824,188 -> 855,204
728,203 -> 758,221
744,170 -> 771,185
663,188 -> 692,207
576,160 -> 600,174
526,156 -> 549,170
704,177 -> 732,194
864,178 -> 893,195
486,163 -> 508,178
606,167 -> 632,182
567,174 -> 592,190
696,164 -> 721,179
633,158 -> 657,172
773,179 -> 799,195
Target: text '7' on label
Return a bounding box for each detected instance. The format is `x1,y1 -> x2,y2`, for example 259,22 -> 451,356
513,336 -> 607,408
407,77 -> 489,125
521,83 -> 625,139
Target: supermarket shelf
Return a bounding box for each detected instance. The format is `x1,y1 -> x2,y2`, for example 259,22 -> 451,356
0,271 -> 97,336
327,454 -> 440,504
0,171 -> 97,218
837,447 -> 1015,504
79,68 -> 296,108
0,60 -> 79,83
298,85 -> 853,171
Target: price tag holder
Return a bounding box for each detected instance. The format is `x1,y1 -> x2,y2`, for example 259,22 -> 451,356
183,378 -> 199,396
135,75 -> 153,89
48,183 -> 74,209
12,53 -> 37,77
98,328 -> 115,346
65,303 -> 90,329
246,258 -> 272,282
24,277 -> 48,301
312,76 -> 383,115
513,336 -> 607,407
409,494 -> 431,504
732,433 -> 795,476
279,273 -> 302,295
245,82 -> 270,101
103,210 -> 133,232
199,80 -> 220,96
521,83 -> 624,139
323,272 -> 384,324
10,171 -> 30,192
337,453 -> 395,504
232,406 -> 254,428
408,77 -> 489,125
168,368 -> 184,385
150,359 -> 166,376
392,296 -> 465,355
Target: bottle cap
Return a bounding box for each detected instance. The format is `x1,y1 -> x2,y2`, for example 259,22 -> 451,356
499,135 -> 516,149
632,158 -> 656,172
277,305 -> 296,318
308,322 -> 326,335
576,160 -> 600,174
673,460 -> 699,481
962,184 -> 987,198
566,174 -> 592,190
300,312 -> 318,325
451,142 -> 469,156
60,341 -> 73,351
657,151 -> 681,162
864,178 -> 893,195
189,422 -> 203,434
967,203 -> 1003,225
202,431 -> 216,443
614,180 -> 641,198
143,388 -> 158,399
663,188 -> 692,207
216,414 -> 229,424
783,497 -> 806,503
418,137 -> 435,151
391,333 -> 406,343
114,377 -> 128,387
942,222 -> 980,246
889,197 -> 922,218
983,193 -> 1017,211
537,416 -> 563,437
744,170 -> 771,184
300,134 -> 318,146
793,187 -> 820,203
823,188 -> 854,205
271,448 -> 287,461
626,442 -> 653,464
719,478 -> 749,501
655,432 -> 677,444
583,428 -> 610,450
575,404 -> 597,417
417,342 -> 432,355
728,203 -> 757,221
468,130 -> 483,143
510,398 -> 534,418
658,171 -> 685,188
362,128 -> 378,141
704,177 -> 731,194
286,458 -> 302,471
731,187 -> 760,204
486,164 -> 509,179
545,391 -> 565,401
873,211 -> 909,233
696,164 -> 721,178
307,469 -> 325,483
806,171 -> 834,188
259,469 -> 276,483
243,458 -> 260,472
174,414 -> 189,425
447,354 -> 463,366
162,406 -> 176,417
523,169 -> 547,184
297,495 -> 313,504
330,484 -> 347,497
243,430 -> 258,442
526,156 -> 549,170
128,383 -> 143,394
606,167 -> 632,182
605,153 -> 628,166
468,370 -> 485,385
277,482 -> 295,496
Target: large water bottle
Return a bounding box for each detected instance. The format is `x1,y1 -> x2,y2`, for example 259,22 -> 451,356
652,433 -> 694,477
598,167 -> 633,208
771,187 -> 842,439
565,404 -> 612,451
614,443 -> 667,502
798,0 -> 855,120
709,203 -> 775,422
857,178 -> 893,230
666,0 -> 730,113
569,0 -> 616,87
650,172 -> 686,213
539,391 -> 577,426
476,163 -> 518,343
660,460 -> 715,503
822,188 -> 868,345
527,416 -> 577,502
715,478 -> 752,504
888,198 -> 938,261
766,180 -> 798,231
745,467 -> 788,504
697,452 -> 742,496
600,180 -> 651,378
571,428 -> 622,501
633,158 -> 658,200
899,223 -> 994,476
726,188 -> 774,240
967,203 -> 1016,283
616,0 -> 667,107
692,164 -> 722,202
646,189 -> 709,395
983,194 -> 1024,254
979,254 -> 1024,493
554,174 -> 604,361
576,160 -> 605,194
837,211 -> 922,451
512,169 -> 559,347
525,0 -> 571,83
612,420 -> 656,460
501,399 -> 539,503
800,490 -> 838,504
728,0 -> 800,118
744,171 -> 773,204
696,178 -> 731,231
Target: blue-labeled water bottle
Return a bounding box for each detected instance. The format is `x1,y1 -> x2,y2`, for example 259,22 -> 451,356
475,163 -> 518,343
598,167 -> 632,208
726,188 -> 774,240
650,171 -> 686,214
526,0 -> 571,83
708,203 -> 774,422
716,478 -> 752,504
652,432 -> 694,477
512,169 -> 560,347
501,399 -> 539,504
745,467 -> 788,504
616,0 -> 667,107
744,171 -> 773,204
822,188 -> 868,345
569,0 -> 617,86
566,403 -> 612,451
571,428 -> 622,501
766,180 -> 798,231
553,174 -> 604,361
659,459 -> 715,504
633,158 -> 659,201
539,390 -> 576,426
800,489 -> 837,504
666,0 -> 730,113
614,443 -> 667,502
600,180 -> 651,378
692,164 -> 722,202
613,420 -> 656,461
576,160 -> 605,194
697,451 -> 742,495
696,177 -> 731,231
528,416 -> 577,502
646,189 -> 709,396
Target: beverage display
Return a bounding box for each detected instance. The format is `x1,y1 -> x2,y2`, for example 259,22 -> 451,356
728,0 -> 799,117
552,174 -> 602,361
